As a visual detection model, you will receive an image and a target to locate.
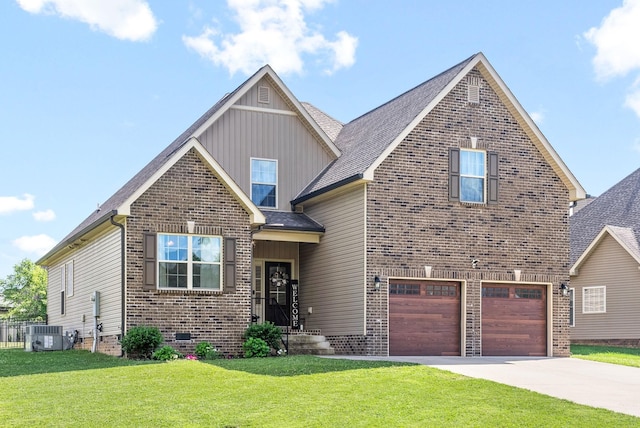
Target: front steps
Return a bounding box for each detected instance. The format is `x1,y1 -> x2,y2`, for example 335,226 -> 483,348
286,334 -> 335,355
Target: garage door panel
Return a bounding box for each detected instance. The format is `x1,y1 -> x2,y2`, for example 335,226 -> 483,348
482,284 -> 547,356
389,280 -> 461,356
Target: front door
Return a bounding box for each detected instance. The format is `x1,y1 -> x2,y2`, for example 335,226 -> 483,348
265,262 -> 291,326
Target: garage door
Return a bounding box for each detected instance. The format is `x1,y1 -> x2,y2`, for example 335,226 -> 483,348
389,280 -> 461,356
482,284 -> 547,356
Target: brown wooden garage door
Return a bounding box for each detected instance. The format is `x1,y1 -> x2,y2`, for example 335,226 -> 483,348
389,280 -> 461,356
482,284 -> 547,356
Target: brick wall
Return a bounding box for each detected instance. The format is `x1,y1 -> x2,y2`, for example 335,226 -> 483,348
125,148 -> 253,357
366,68 -> 571,356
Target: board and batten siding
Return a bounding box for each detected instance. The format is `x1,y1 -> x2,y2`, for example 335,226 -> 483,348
254,241 -> 299,278
299,185 -> 367,336
46,227 -> 122,340
196,79 -> 335,212
571,233 -> 640,340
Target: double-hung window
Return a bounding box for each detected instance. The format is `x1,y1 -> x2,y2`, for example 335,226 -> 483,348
157,234 -> 222,290
583,286 -> 606,314
460,149 -> 486,203
251,158 -> 277,208
449,148 -> 498,204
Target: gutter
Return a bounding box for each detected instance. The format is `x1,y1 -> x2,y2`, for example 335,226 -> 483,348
291,173 -> 364,206
109,213 -> 126,357
38,209 -> 120,266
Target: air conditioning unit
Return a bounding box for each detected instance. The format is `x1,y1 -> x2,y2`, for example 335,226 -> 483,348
25,325 -> 64,352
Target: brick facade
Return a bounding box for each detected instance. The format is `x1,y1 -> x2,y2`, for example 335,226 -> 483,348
124,149 -> 253,357
365,68 -> 571,356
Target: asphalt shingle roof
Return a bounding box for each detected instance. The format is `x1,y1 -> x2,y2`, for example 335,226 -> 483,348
263,211 -> 325,232
296,54 -> 476,200
570,167 -> 640,264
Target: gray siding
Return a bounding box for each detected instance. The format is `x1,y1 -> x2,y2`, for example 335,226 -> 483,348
46,227 -> 122,340
571,234 -> 640,339
197,78 -> 335,211
299,185 -> 366,335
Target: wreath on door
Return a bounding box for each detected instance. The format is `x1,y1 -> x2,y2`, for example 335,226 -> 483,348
270,269 -> 289,288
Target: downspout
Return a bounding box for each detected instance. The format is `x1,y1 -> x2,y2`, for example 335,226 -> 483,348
110,213 -> 126,357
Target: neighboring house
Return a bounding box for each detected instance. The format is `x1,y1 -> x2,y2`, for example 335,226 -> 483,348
569,168 -> 640,347
38,52 -> 585,357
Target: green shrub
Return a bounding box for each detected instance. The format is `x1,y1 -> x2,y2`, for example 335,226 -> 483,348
243,337 -> 270,358
121,326 -> 163,359
153,345 -> 182,361
243,322 -> 282,350
194,341 -> 221,360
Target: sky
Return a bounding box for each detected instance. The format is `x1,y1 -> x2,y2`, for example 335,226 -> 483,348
1,0 -> 640,279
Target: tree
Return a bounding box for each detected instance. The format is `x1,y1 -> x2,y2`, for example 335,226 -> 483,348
0,259 -> 47,321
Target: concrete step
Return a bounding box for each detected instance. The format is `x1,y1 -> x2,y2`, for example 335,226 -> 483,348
286,334 -> 335,355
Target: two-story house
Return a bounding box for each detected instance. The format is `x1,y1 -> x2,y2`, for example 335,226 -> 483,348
38,52 -> 585,357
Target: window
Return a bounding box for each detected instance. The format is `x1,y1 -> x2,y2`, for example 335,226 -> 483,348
569,288 -> 575,327
389,283 -> 420,295
251,158 -> 277,208
515,288 -> 542,299
449,148 -> 498,204
482,287 -> 509,298
60,265 -> 65,315
157,234 -> 222,290
460,149 -> 486,203
66,261 -> 74,297
583,286 -> 606,314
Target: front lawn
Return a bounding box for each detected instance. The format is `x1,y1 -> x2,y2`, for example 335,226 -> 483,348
571,344 -> 640,368
0,349 -> 637,427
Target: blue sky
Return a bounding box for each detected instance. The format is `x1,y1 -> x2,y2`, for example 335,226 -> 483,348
1,0 -> 640,279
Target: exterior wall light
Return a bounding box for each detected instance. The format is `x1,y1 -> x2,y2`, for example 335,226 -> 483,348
560,283 -> 569,297
374,275 -> 381,290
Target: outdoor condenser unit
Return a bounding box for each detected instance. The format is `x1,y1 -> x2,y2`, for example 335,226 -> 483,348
25,325 -> 64,352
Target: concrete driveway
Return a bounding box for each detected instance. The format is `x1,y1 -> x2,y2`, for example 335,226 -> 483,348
329,356 -> 640,417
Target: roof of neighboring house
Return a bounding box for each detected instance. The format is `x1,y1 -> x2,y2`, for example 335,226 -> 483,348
570,167 -> 640,267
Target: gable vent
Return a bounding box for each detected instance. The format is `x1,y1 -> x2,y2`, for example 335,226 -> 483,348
258,86 -> 271,104
467,77 -> 480,104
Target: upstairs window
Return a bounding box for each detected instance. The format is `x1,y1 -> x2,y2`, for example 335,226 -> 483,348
460,149 -> 485,203
251,158 -> 277,208
449,148 -> 498,204
157,234 -> 222,290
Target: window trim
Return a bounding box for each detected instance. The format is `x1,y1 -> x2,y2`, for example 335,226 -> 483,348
157,233 -> 223,291
569,287 -> 575,327
250,157 -> 278,209
66,260 -> 74,297
460,148 -> 486,204
582,286 -> 606,314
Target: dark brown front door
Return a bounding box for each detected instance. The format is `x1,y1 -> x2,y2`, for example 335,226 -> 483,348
389,280 -> 461,356
265,262 -> 291,326
481,284 -> 547,356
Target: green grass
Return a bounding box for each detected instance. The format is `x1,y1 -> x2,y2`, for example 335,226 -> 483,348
571,344 -> 640,368
0,350 -> 638,427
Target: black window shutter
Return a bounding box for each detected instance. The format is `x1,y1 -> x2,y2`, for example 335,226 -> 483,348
449,148 -> 460,201
224,237 -> 237,293
143,233 -> 157,290
61,290 -> 65,315
487,151 -> 499,205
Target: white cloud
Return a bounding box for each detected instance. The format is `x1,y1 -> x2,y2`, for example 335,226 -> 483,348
12,234 -> 57,256
33,209 -> 56,222
0,194 -> 35,215
16,0 -> 158,42
529,110 -> 545,125
583,0 -> 640,81
182,0 -> 358,76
